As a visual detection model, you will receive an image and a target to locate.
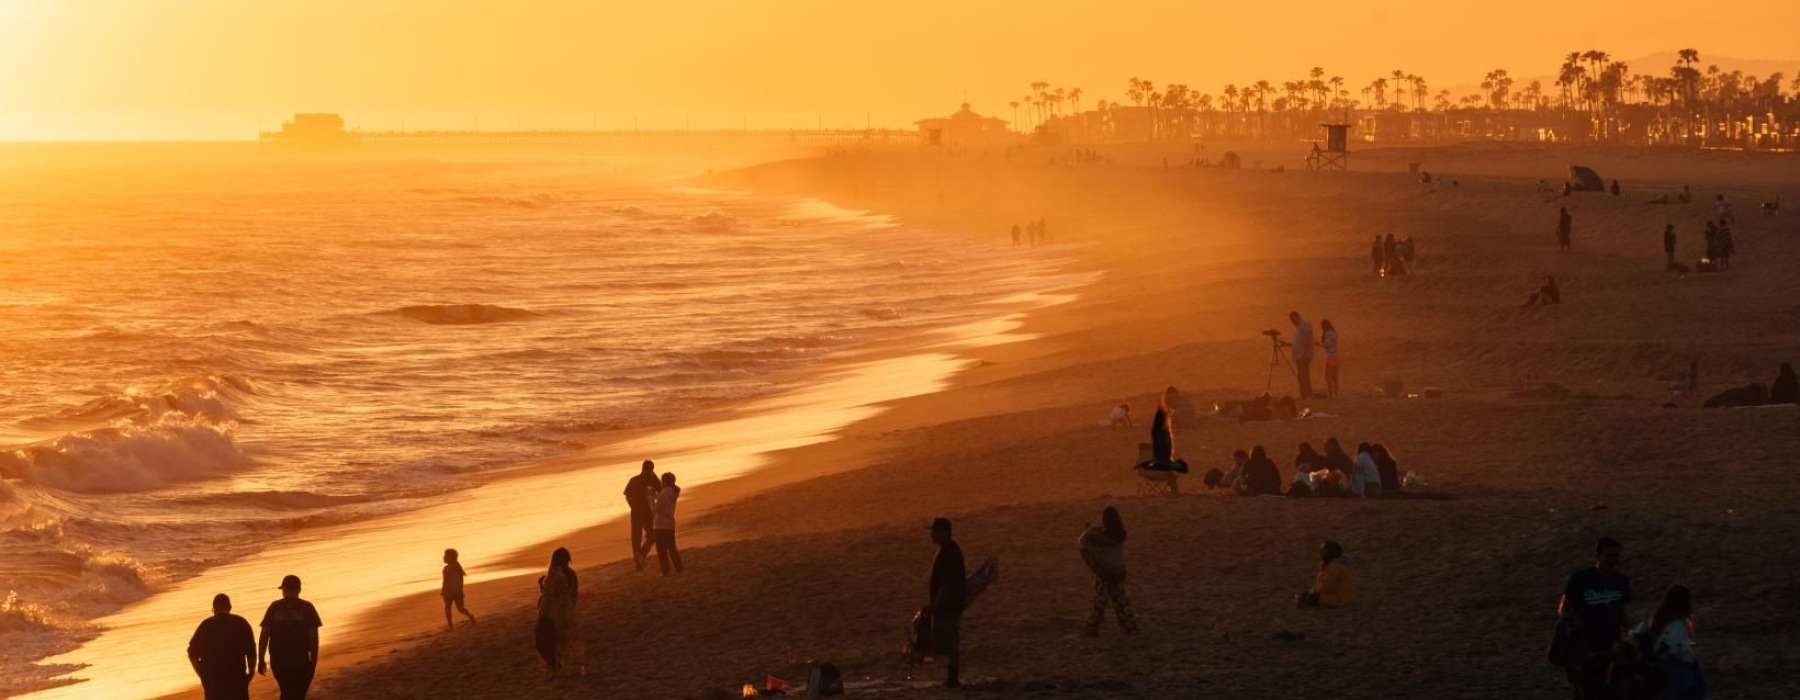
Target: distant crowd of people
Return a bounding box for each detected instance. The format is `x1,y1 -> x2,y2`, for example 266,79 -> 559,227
1010,218 -> 1053,247
1370,234 -> 1416,276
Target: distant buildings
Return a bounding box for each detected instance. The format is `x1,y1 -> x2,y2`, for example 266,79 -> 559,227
261,114 -> 358,150
914,103 -> 1011,147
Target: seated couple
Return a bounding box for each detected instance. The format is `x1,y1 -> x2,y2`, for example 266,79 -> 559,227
1203,447 -> 1283,496
1214,393 -> 1299,422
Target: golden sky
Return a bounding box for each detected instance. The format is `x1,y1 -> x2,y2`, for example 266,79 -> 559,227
2,0 -> 1796,140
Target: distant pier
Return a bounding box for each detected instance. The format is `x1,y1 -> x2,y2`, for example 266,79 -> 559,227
258,114 -> 922,152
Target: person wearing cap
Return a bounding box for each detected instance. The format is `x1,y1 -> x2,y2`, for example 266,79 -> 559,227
258,575 -> 322,700
1296,541 -> 1355,608
925,517 -> 967,688
187,593 -> 255,700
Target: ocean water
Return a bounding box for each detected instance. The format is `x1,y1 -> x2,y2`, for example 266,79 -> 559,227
0,145 -> 1062,694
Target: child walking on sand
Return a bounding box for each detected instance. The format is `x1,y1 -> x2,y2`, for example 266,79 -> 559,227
442,548 -> 475,629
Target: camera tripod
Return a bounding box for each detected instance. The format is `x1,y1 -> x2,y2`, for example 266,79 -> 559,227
1266,335 -> 1297,394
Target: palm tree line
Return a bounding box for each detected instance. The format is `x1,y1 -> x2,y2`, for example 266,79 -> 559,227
1005,49 -> 1800,147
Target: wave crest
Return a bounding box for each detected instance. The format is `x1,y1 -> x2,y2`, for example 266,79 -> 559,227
1,417 -> 248,493
395,304 -> 540,325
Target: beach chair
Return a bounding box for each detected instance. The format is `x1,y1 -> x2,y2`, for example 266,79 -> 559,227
1134,442 -> 1179,496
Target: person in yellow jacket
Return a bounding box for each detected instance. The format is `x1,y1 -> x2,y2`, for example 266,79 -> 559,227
1297,540 -> 1355,608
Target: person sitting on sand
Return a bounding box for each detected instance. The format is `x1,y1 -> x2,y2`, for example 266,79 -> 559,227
441,548 -> 475,629
1350,443 -> 1382,498
1370,444 -> 1401,498
1080,506 -> 1139,636
1213,449 -> 1248,490
1297,540 -> 1355,608
1108,403 -> 1133,428
1524,276 -> 1561,307
1321,438 -> 1354,491
1771,363 -> 1799,405
1239,445 -> 1282,497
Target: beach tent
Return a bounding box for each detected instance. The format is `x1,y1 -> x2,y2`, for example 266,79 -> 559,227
1567,166 -> 1605,192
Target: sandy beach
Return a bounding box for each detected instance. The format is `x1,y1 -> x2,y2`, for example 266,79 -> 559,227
84,143 -> 1800,699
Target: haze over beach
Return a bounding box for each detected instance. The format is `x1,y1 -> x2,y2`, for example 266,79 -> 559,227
3,2 -> 1800,699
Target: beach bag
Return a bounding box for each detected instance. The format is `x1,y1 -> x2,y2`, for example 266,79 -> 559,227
905,609 -> 934,658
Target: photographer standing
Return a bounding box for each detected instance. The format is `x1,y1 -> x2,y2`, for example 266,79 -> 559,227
1289,311 -> 1315,399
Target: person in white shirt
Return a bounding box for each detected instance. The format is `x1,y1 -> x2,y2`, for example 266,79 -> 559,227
646,472 -> 684,576
1108,403 -> 1133,428
1351,443 -> 1382,498
1634,583 -> 1704,699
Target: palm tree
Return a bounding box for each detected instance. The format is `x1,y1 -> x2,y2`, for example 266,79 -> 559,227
1069,87 -> 1083,114
1009,101 -> 1020,131
1390,69 -> 1408,109
1482,70 -> 1513,111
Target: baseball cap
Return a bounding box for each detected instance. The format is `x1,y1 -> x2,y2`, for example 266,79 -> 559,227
278,574 -> 302,591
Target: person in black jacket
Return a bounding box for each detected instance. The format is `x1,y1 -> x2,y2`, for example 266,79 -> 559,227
189,593 -> 256,700
926,518 -> 966,688
624,460 -> 660,570
1240,445 -> 1282,496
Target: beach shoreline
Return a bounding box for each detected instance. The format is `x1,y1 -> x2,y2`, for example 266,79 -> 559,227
35,142 -> 1800,700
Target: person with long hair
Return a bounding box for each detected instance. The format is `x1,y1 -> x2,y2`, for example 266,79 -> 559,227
1240,445 -> 1282,497
1320,438 -> 1354,495
1772,363 -> 1800,405
1634,584 -> 1705,699
1297,540 -> 1355,608
539,547 -> 584,679
1370,444 -> 1400,497
1079,506 -> 1138,636
1320,320 -> 1341,398
1134,388 -> 1188,487
1351,442 -> 1381,498
647,472 -> 684,575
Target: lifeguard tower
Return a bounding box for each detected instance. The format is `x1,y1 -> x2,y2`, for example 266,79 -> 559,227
1307,123 -> 1350,170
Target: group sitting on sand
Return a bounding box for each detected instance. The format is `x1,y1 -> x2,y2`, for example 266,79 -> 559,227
1702,362 -> 1799,407
1204,438 -> 1419,499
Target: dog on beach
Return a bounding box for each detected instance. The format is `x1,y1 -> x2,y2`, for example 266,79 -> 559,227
1762,196 -> 1781,217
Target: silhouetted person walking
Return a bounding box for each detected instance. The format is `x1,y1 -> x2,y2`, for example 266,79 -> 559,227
188,593 -> 255,700
539,547 -> 585,678
926,517 -> 967,688
1370,235 -> 1384,275
1289,311 -> 1315,399
258,575 -> 321,700
1320,319 -> 1341,398
647,472 -> 684,575
1663,224 -> 1677,265
1557,207 -> 1573,252
624,460 -> 660,571
442,548 -> 475,629
1557,537 -> 1630,699
1080,506 -> 1137,636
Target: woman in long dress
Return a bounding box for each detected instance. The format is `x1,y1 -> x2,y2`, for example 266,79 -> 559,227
539,547 -> 585,678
